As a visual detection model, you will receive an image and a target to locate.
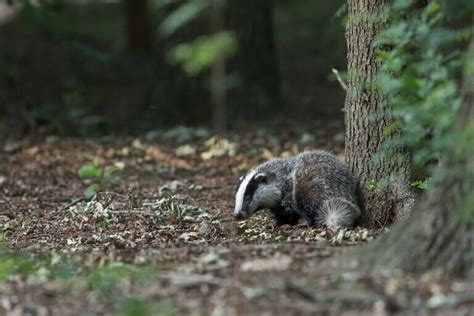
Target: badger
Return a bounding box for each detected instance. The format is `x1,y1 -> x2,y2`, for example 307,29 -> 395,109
234,151 -> 361,230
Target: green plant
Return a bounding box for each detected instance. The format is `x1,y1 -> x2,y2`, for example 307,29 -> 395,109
0,251 -> 49,282
160,0 -> 237,76
87,263 -> 159,314
410,178 -> 431,190
78,162 -> 120,199
169,32 -> 237,76
375,0 -> 472,183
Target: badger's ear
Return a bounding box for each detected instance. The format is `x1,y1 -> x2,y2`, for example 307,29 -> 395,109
254,173 -> 266,183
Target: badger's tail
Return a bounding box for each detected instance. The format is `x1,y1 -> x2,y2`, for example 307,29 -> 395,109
318,198 -> 361,230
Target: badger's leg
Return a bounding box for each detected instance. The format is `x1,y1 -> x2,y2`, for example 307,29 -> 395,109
304,211 -> 319,227
273,208 -> 301,226
295,203 -> 320,227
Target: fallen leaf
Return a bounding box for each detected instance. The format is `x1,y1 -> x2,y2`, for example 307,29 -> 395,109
175,145 -> 196,157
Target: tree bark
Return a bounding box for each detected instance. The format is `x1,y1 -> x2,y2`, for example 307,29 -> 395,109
340,39 -> 474,276
124,0 -> 152,53
227,0 -> 280,118
344,0 -> 415,227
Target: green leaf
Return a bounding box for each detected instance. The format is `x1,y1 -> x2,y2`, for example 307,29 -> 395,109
119,298 -> 153,316
160,0 -> 209,36
84,184 -> 100,199
411,178 -> 430,189
0,260 -> 14,281
170,32 -> 237,75
367,180 -> 377,190
78,164 -> 102,179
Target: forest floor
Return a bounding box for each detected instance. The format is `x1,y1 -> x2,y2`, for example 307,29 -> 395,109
0,128 -> 472,316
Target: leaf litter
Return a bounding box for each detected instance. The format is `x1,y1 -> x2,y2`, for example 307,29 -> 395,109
1,131 -> 472,315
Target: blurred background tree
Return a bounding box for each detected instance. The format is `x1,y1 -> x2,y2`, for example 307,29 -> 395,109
227,0 -> 280,119
0,0 -> 346,138
124,0 -> 152,53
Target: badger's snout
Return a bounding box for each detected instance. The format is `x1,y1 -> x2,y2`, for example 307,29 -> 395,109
234,208 -> 250,220
234,212 -> 245,220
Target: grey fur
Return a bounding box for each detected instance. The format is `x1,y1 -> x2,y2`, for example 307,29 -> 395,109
234,151 -> 361,229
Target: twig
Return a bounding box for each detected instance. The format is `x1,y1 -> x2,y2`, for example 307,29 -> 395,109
60,197 -> 86,212
109,210 -> 154,215
332,68 -> 348,91
97,191 -> 129,199
42,197 -> 75,203
219,218 -> 235,222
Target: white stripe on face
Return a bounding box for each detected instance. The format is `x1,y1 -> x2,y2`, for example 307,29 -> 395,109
234,170 -> 256,215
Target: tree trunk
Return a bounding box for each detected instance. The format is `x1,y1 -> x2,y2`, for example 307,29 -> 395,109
342,39 -> 474,276
227,0 -> 280,118
210,0 -> 227,134
124,0 -> 152,53
344,0 -> 415,227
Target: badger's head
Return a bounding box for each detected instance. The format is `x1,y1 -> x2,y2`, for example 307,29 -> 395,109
234,169 -> 281,220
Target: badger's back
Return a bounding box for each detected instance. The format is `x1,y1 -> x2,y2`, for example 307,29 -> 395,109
293,151 -> 357,205
292,151 -> 360,229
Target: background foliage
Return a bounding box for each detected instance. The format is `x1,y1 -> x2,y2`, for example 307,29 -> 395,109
0,0 -> 346,138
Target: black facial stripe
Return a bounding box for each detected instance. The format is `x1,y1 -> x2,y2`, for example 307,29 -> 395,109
243,177 -> 259,203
